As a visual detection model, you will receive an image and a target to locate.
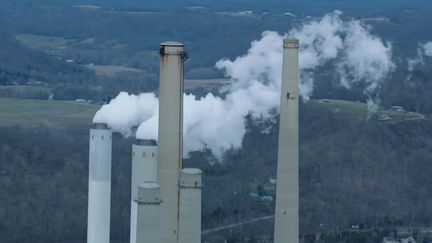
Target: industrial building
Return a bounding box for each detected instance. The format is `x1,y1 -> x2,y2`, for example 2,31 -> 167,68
87,38 -> 299,243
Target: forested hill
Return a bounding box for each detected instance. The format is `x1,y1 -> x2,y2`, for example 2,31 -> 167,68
0,34 -> 92,86
1,2 -> 432,114
1,0 -> 431,15
0,31 -> 158,100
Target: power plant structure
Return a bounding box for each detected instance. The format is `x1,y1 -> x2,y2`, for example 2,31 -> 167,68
157,41 -> 187,243
87,123 -> 112,243
274,38 -> 300,243
130,139 -> 158,243
86,38 -> 299,243
87,41 -> 201,243
179,168 -> 202,243
135,182 -> 162,243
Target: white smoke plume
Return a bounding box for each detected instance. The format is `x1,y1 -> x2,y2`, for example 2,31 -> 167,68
289,11 -> 394,102
423,42 -> 432,57
93,92 -> 158,136
407,41 -> 432,79
93,11 -> 394,158
367,97 -> 380,116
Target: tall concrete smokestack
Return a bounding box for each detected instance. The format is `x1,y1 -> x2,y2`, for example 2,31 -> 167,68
274,38 -> 300,243
135,182 -> 162,243
158,41 -> 187,243
130,139 -> 158,243
178,168 -> 202,243
88,123 -> 112,243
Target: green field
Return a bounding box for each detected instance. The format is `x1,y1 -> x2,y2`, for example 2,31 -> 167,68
0,98 -> 99,127
15,34 -> 77,51
0,85 -> 52,99
312,99 -> 425,121
0,98 -> 425,128
87,64 -> 146,76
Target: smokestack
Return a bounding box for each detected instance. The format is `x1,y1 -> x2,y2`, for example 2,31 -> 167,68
130,139 -> 158,243
274,38 -> 299,243
135,182 -> 162,243
87,123 -> 112,243
158,41 -> 187,243
178,168 -> 202,243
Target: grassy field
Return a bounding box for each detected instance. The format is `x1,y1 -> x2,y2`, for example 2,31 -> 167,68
15,34 -> 77,51
0,98 -> 425,128
185,78 -> 230,89
312,99 -> 425,121
0,85 -> 50,91
86,64 -> 146,76
0,98 -> 99,127
0,85 -> 51,99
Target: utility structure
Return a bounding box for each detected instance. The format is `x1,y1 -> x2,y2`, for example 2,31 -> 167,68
87,123 -> 112,243
130,139 -> 158,243
158,41 -> 187,243
135,182 -> 162,243
274,38 -> 300,243
178,168 -> 202,243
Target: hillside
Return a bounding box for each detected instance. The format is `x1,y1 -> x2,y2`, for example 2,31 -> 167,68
1,3 -> 432,115
0,34 -> 93,86
0,33 -> 157,101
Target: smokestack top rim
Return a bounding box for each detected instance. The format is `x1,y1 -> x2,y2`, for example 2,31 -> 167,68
138,182 -> 160,189
92,122 -> 109,130
182,168 -> 202,175
160,41 -> 184,47
283,38 -> 299,48
135,139 -> 157,146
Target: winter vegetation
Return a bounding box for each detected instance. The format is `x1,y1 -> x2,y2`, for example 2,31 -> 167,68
1,0 -> 432,242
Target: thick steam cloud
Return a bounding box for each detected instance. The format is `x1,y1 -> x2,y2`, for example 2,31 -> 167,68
93,92 -> 158,136
407,41 -> 432,79
425,42 -> 432,56
93,11 -> 394,158
290,11 -> 394,106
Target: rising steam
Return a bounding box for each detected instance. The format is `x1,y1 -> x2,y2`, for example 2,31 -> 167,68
290,11 -> 394,104
93,11 -> 394,158
407,41 -> 432,80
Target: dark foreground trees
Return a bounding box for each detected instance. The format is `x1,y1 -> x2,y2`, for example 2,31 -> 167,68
1,105 -> 432,242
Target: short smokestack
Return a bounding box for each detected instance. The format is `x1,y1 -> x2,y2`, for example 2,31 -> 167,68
135,182 -> 162,243
87,123 -> 112,243
178,168 -> 202,243
130,139 -> 158,243
158,41 -> 187,243
274,38 -> 300,243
